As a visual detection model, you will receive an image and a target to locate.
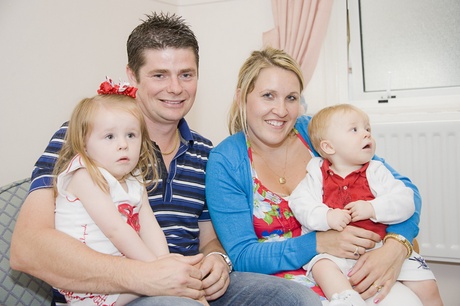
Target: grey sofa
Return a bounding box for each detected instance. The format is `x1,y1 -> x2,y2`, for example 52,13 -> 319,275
0,178 -> 53,305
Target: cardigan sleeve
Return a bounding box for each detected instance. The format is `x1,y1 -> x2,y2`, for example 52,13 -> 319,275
206,133 -> 317,274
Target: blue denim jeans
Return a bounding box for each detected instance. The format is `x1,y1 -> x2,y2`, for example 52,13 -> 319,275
127,271 -> 322,306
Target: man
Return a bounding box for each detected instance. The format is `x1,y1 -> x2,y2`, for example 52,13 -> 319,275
10,12 -> 321,305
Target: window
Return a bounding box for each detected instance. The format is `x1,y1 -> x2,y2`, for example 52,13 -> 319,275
348,0 -> 460,103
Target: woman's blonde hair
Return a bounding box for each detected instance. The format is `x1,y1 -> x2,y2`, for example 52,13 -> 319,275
53,94 -> 158,195
228,47 -> 305,135
308,104 -> 369,157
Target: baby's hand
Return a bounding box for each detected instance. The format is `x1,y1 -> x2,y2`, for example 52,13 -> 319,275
345,200 -> 374,222
326,209 -> 351,231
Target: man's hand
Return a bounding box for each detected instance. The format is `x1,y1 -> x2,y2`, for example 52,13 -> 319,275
199,253 -> 230,301
140,253 -> 206,299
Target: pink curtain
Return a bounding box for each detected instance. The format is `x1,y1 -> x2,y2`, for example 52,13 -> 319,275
263,0 -> 333,84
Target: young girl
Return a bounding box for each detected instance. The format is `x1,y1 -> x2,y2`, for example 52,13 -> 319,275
52,79 -> 208,305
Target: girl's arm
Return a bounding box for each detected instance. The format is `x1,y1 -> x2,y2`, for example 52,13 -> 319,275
11,123 -> 205,297
138,189 -> 169,257
68,169 -> 157,262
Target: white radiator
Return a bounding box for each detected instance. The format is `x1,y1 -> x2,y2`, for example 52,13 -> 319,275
372,120 -> 460,263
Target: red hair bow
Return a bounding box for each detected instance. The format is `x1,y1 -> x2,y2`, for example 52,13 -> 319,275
97,77 -> 137,98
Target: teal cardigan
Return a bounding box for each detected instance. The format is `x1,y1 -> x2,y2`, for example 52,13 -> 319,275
206,115 -> 421,274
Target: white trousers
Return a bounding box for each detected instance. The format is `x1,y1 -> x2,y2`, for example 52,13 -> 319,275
321,281 -> 422,306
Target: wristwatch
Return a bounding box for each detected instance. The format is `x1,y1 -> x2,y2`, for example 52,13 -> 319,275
383,233 -> 413,258
207,251 -> 233,273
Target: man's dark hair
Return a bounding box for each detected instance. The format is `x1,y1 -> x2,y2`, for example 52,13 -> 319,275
127,12 -> 199,80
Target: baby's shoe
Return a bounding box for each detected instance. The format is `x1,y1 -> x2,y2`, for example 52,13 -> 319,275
329,289 -> 366,306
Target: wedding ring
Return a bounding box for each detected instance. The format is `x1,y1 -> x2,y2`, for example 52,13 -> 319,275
374,284 -> 383,292
353,246 -> 359,257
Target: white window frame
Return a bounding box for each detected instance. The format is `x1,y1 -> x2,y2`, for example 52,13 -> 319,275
347,0 -> 460,112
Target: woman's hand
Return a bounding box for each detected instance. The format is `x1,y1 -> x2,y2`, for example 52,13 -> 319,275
348,239 -> 406,303
316,226 -> 379,258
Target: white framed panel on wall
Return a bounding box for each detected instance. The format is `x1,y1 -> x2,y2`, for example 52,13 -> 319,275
347,0 -> 460,109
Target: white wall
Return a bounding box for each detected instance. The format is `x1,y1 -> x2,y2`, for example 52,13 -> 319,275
0,0 -> 176,186
0,0 -> 274,186
1,0 -> 458,304
178,0 -> 274,144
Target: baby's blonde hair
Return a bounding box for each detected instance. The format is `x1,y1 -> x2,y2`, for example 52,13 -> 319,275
308,104 -> 369,158
53,94 -> 158,196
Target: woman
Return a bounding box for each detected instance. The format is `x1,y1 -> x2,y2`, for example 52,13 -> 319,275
206,47 -> 423,305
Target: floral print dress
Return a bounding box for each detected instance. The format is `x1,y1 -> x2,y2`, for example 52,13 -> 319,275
247,133 -> 326,300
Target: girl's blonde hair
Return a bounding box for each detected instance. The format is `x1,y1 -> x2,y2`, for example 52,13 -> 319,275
53,94 -> 158,195
308,104 -> 369,157
228,47 -> 305,135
